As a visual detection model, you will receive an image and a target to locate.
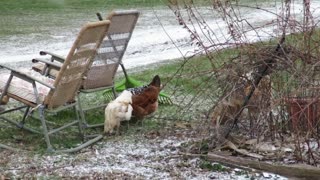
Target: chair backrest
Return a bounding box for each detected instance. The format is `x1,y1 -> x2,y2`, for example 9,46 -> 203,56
44,20 -> 111,108
82,10 -> 140,90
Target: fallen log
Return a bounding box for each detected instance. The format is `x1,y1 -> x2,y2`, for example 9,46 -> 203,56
207,152 -> 320,180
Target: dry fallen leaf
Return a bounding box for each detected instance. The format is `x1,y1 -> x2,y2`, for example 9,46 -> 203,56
245,139 -> 258,145
254,142 -> 277,153
226,141 -> 264,160
174,122 -> 190,129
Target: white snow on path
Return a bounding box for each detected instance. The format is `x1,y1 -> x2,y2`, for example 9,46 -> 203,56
1,2 -> 320,69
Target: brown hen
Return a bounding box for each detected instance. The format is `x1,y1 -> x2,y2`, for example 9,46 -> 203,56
127,75 -> 161,119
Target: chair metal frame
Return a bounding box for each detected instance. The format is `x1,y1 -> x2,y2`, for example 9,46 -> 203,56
31,10 -> 140,134
0,20 -> 111,152
79,10 -> 140,130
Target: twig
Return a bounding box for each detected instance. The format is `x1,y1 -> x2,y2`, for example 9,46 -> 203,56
224,0 -> 291,138
0,143 -> 23,152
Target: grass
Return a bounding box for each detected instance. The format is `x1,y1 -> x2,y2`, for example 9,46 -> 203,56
0,0 -> 278,37
28,47 -> 237,151
0,1 -> 103,36
0,0 -> 161,37
1,0 -> 319,153
0,0 -> 203,152
0,48 -> 223,152
1,29 -> 319,152
0,45 -> 317,153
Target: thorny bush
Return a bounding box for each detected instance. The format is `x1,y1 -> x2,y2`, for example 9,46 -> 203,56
167,0 -> 320,166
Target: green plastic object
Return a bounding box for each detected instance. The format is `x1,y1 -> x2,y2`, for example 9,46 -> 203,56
104,76 -> 173,105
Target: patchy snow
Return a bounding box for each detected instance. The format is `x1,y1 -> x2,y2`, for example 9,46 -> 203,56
1,132 -> 288,179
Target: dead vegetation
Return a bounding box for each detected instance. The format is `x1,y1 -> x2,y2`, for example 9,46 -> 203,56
165,0 -> 320,176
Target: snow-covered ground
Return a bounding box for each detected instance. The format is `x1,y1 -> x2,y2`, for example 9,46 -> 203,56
0,127 -> 288,179
1,2 -> 320,69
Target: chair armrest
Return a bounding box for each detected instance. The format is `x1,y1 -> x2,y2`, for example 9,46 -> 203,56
0,64 -> 55,90
39,51 -> 65,63
32,58 -> 62,70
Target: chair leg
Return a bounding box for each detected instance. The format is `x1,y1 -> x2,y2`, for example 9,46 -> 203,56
38,105 -> 54,152
76,95 -> 87,126
76,95 -> 91,140
19,106 -> 30,128
74,105 -> 84,140
112,87 -> 117,98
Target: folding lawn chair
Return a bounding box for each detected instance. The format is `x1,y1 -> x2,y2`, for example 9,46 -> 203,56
0,20 -> 111,152
32,10 -> 140,130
